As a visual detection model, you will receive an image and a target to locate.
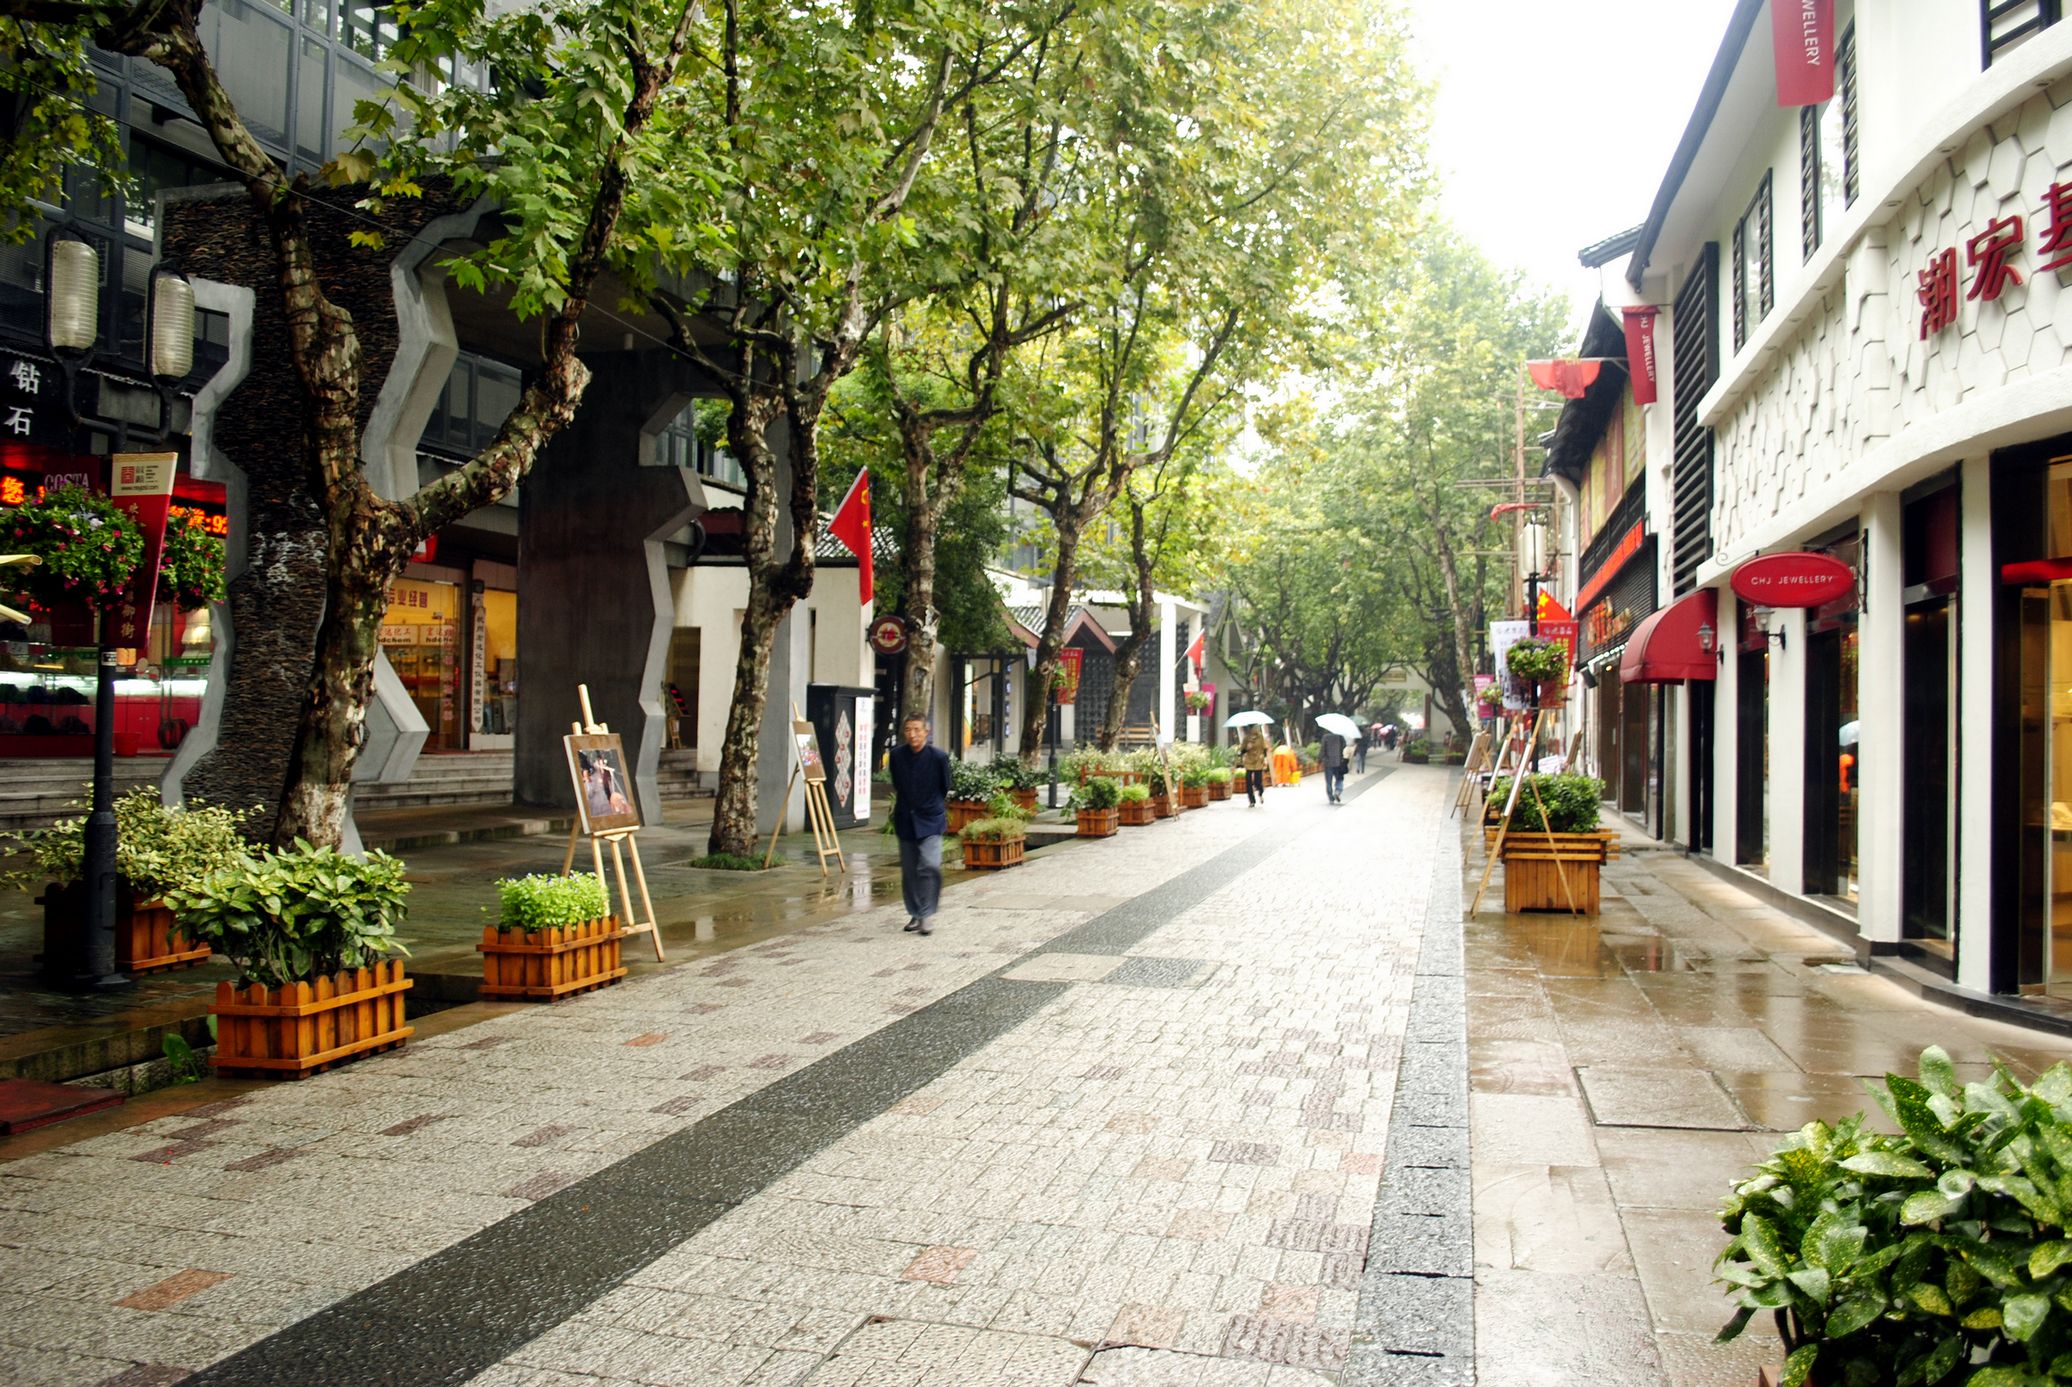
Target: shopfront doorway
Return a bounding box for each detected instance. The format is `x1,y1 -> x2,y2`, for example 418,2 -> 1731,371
1902,478 -> 1958,965
1803,532 -> 1861,905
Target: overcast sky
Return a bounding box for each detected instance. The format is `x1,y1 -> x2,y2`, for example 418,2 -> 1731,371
1401,0 -> 1742,332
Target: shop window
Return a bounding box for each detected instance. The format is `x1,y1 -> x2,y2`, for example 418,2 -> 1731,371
203,0 -> 293,142
1799,29 -> 1856,261
1804,533 -> 1861,903
477,587 -> 517,737
379,577 -> 464,749
1902,481 -> 1959,962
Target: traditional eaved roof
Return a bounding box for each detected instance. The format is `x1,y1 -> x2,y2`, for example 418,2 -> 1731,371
1578,224 -> 1644,269
1003,604 -> 1118,653
1540,305 -> 1631,486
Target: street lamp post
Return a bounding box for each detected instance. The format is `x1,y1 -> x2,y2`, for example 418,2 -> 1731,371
43,234 -> 195,991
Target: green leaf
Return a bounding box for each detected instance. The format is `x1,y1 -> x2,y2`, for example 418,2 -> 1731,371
1825,1295 -> 1884,1338
1909,1281 -> 1955,1316
1842,1151 -> 1934,1179
1787,1266 -> 1832,1307
1902,1190 -> 1961,1225
1918,1046 -> 1961,1098
2002,1292 -> 2050,1342
1780,1343 -> 1820,1387
1739,1213 -> 1786,1278
2031,1240 -> 2072,1279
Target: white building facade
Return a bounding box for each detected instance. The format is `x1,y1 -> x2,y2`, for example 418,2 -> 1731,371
1608,1 -> 2072,1021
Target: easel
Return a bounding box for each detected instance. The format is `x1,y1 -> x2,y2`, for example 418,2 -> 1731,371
763,703 -> 847,876
558,686 -> 665,961
1450,729 -> 1493,818
1469,708 -> 1582,917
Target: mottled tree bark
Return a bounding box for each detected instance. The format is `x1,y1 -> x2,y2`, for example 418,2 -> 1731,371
1099,500 -> 1155,751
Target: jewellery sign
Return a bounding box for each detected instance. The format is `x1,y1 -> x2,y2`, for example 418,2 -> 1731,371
1730,551 -> 1855,608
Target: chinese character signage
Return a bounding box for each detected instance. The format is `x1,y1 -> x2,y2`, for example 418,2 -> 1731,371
0,351 -> 64,447
108,453 -> 178,649
1920,184 -> 2072,338
1054,647 -> 1083,705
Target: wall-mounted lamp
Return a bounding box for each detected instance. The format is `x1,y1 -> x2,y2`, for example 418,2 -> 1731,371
1765,625 -> 1789,652
1580,665 -> 1599,689
1696,619 -> 1721,665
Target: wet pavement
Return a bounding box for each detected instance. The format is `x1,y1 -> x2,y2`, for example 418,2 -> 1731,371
2,766 -> 2068,1386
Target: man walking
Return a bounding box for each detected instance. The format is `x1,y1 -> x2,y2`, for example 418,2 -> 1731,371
888,714 -> 951,935
1240,726 -> 1272,807
1320,726 -> 1348,804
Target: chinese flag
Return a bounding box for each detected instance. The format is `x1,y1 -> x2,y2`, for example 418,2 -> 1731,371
1536,590 -> 1575,624
1184,628 -> 1205,673
828,470 -> 873,606
1526,359 -> 1602,399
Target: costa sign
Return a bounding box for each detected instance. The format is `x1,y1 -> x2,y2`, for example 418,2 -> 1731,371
1730,551 -> 1855,608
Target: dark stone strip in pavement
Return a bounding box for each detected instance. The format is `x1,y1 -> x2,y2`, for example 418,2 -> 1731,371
1037,765 -> 1395,958
178,975 -> 1069,1387
1346,784 -> 1475,1387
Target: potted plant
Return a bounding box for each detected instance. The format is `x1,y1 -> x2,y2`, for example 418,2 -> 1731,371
14,788 -> 250,975
164,840 -> 413,1077
947,759 -> 997,834
1503,637 -> 1569,704
1475,684 -> 1504,718
1178,762 -> 1211,809
1717,1046 -> 2072,1387
1117,782 -> 1155,826
156,512 -> 227,612
8,484 -> 144,611
959,813 -> 1027,870
1486,772 -> 1614,913
1184,690 -> 1213,715
990,755 -> 1043,813
479,872 -> 625,1001
1204,766 -> 1234,801
1142,759 -> 1177,818
1069,776 -> 1121,838
1403,737 -> 1431,765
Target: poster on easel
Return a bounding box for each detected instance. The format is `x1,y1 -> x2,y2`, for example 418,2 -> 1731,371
565,732 -> 641,835
793,721 -> 826,782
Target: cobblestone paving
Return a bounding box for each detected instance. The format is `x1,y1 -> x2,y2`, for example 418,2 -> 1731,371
0,766 -> 1448,1387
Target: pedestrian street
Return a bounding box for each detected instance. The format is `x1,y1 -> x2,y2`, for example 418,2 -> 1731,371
2,765 -> 1460,1387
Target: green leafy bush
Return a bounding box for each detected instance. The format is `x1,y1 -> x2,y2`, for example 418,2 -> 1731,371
1488,773 -> 1603,833
950,759 -> 998,802
988,755 -> 1042,793
1504,636 -> 1569,682
1717,1047 -> 2072,1387
1058,748 -> 1113,783
157,514 -> 226,611
959,816 -> 1026,844
1302,741 -> 1322,765
164,840 -> 410,988
1204,768 -> 1233,785
495,873 -> 608,933
689,852 -> 771,871
7,484 -> 144,607
1117,783 -> 1151,805
1069,776 -> 1121,812
9,787 -> 252,900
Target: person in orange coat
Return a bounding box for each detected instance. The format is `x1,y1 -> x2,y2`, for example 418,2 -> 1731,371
1272,740 -> 1299,785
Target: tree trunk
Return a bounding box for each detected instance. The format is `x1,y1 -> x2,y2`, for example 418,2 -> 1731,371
708,580 -> 785,858
1426,503 -> 1477,742
274,520 -> 394,845
1100,517 -> 1155,751
898,437 -> 943,726
1014,517 -> 1080,758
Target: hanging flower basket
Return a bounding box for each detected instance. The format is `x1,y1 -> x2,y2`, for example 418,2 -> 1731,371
156,515 -> 226,611
8,485 -> 144,610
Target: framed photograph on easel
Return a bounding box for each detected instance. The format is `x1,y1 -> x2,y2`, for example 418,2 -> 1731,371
566,732 -> 641,836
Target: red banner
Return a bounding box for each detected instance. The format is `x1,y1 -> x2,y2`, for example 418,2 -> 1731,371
1621,306 -> 1660,405
108,453 -> 178,649
1772,0 -> 1835,106
1055,647 -> 1083,705
1526,359 -> 1602,399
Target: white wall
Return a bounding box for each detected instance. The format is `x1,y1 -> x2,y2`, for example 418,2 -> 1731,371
1856,490 -> 1903,945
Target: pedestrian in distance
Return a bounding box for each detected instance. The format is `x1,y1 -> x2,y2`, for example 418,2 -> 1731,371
1353,729 -> 1368,775
1320,727 -> 1348,803
1240,726 -> 1272,806
887,714 -> 951,936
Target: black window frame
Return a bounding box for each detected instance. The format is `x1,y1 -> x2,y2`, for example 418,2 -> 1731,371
1732,174 -> 1774,353
1984,0 -> 2063,66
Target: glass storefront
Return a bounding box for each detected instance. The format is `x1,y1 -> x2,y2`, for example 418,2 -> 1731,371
2010,457 -> 2072,997
1737,603 -> 1770,872
379,577 -> 463,750
1901,480 -> 1959,961
1805,534 -> 1861,905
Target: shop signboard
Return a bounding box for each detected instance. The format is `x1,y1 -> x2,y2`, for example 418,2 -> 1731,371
1055,647 -> 1083,704
108,453 -> 178,649
1730,551 -> 1854,608
868,615 -> 906,655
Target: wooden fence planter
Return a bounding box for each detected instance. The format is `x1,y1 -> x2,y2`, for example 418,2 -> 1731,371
1009,788 -> 1039,814
962,837 -> 1026,870
1493,831 -> 1619,914
1150,794 -> 1177,819
947,799 -> 989,834
1179,785 -> 1209,809
1075,808 -> 1119,839
479,917 -> 626,1001
1118,800 -> 1156,827
41,882 -> 210,975
210,959 -> 413,1079
1206,780 -> 1232,802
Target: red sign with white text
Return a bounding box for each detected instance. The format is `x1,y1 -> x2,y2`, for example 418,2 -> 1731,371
1731,552 -> 1855,608
109,453 -> 178,648
1621,307 -> 1660,405
1055,647 -> 1083,705
1772,0 -> 1835,106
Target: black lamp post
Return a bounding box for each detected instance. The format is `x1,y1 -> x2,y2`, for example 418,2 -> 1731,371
43,233 -> 195,990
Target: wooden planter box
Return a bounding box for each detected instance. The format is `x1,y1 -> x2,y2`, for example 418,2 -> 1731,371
1119,800 -> 1156,826
40,881 -> 210,976
1010,787 -> 1039,813
479,916 -> 626,1001
1206,780 -> 1232,801
1150,794 -> 1177,819
1403,752 -> 1429,764
947,799 -> 989,834
1179,785 -> 1209,809
1076,808 -> 1119,838
210,958 -> 413,1079
1077,768 -> 1143,786
961,836 -> 1026,870
1495,831 -> 1618,914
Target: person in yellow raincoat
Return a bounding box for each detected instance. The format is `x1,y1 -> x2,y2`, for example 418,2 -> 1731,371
1272,740 -> 1300,786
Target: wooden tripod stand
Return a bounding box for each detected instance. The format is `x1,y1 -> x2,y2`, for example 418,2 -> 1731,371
558,685 -> 665,961
1468,708 -> 1582,916
763,703 -> 847,876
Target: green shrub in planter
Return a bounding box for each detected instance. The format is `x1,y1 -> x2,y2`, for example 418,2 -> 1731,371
9,786 -> 251,899
1117,783 -> 1152,805
1717,1046 -> 2072,1387
495,873 -> 609,933
988,755 -> 1043,793
1487,773 -> 1603,833
950,759 -> 998,801
1204,768 -> 1233,786
1302,741 -> 1322,765
1058,748 -> 1112,783
1068,776 -> 1122,812
164,840 -> 411,988
958,816 -> 1027,844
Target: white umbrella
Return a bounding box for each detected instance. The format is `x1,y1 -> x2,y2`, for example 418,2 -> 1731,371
1226,710 -> 1274,728
1839,719 -> 1860,747
1316,713 -> 1361,739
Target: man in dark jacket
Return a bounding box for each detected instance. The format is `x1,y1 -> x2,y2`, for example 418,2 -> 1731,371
1320,729 -> 1348,804
887,714 -> 952,935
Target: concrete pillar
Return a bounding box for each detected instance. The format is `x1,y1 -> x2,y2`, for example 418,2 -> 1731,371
1956,455 -> 1995,990
1713,590 -> 1741,865
1857,491 -> 1904,945
1768,606 -> 1809,893
514,352 -> 709,824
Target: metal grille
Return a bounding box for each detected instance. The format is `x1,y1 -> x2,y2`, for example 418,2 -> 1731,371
1731,221 -> 1746,352
1756,174 -> 1774,319
1984,0 -> 2062,66
1670,246 -> 1719,597
1841,24 -> 1859,206
1800,105 -> 1821,262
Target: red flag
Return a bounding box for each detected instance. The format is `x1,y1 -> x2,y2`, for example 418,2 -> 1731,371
1621,307 -> 1660,405
828,470 -> 873,605
1772,0 -> 1834,106
1184,628 -> 1205,673
1526,359 -> 1602,399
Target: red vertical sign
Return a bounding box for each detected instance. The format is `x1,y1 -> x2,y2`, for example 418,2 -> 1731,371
108,452 -> 178,649
1621,306 -> 1660,405
1772,0 -> 1835,106
1055,647 -> 1083,704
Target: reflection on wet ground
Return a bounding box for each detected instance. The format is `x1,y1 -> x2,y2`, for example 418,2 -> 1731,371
1466,825 -> 2072,1386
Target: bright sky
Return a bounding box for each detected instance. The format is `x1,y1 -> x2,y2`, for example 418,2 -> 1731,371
1402,0 -> 1742,331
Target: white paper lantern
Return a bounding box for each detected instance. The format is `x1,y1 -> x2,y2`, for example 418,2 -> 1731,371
149,271 -> 196,380
46,237 -> 99,353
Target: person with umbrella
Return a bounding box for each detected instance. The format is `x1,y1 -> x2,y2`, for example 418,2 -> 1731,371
1316,713 -> 1360,804
1230,711 -> 1274,806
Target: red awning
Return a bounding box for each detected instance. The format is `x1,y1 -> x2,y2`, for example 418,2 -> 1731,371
1619,588 -> 1719,684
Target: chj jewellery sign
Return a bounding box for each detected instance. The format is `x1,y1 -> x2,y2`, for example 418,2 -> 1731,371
1730,551 -> 1855,608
